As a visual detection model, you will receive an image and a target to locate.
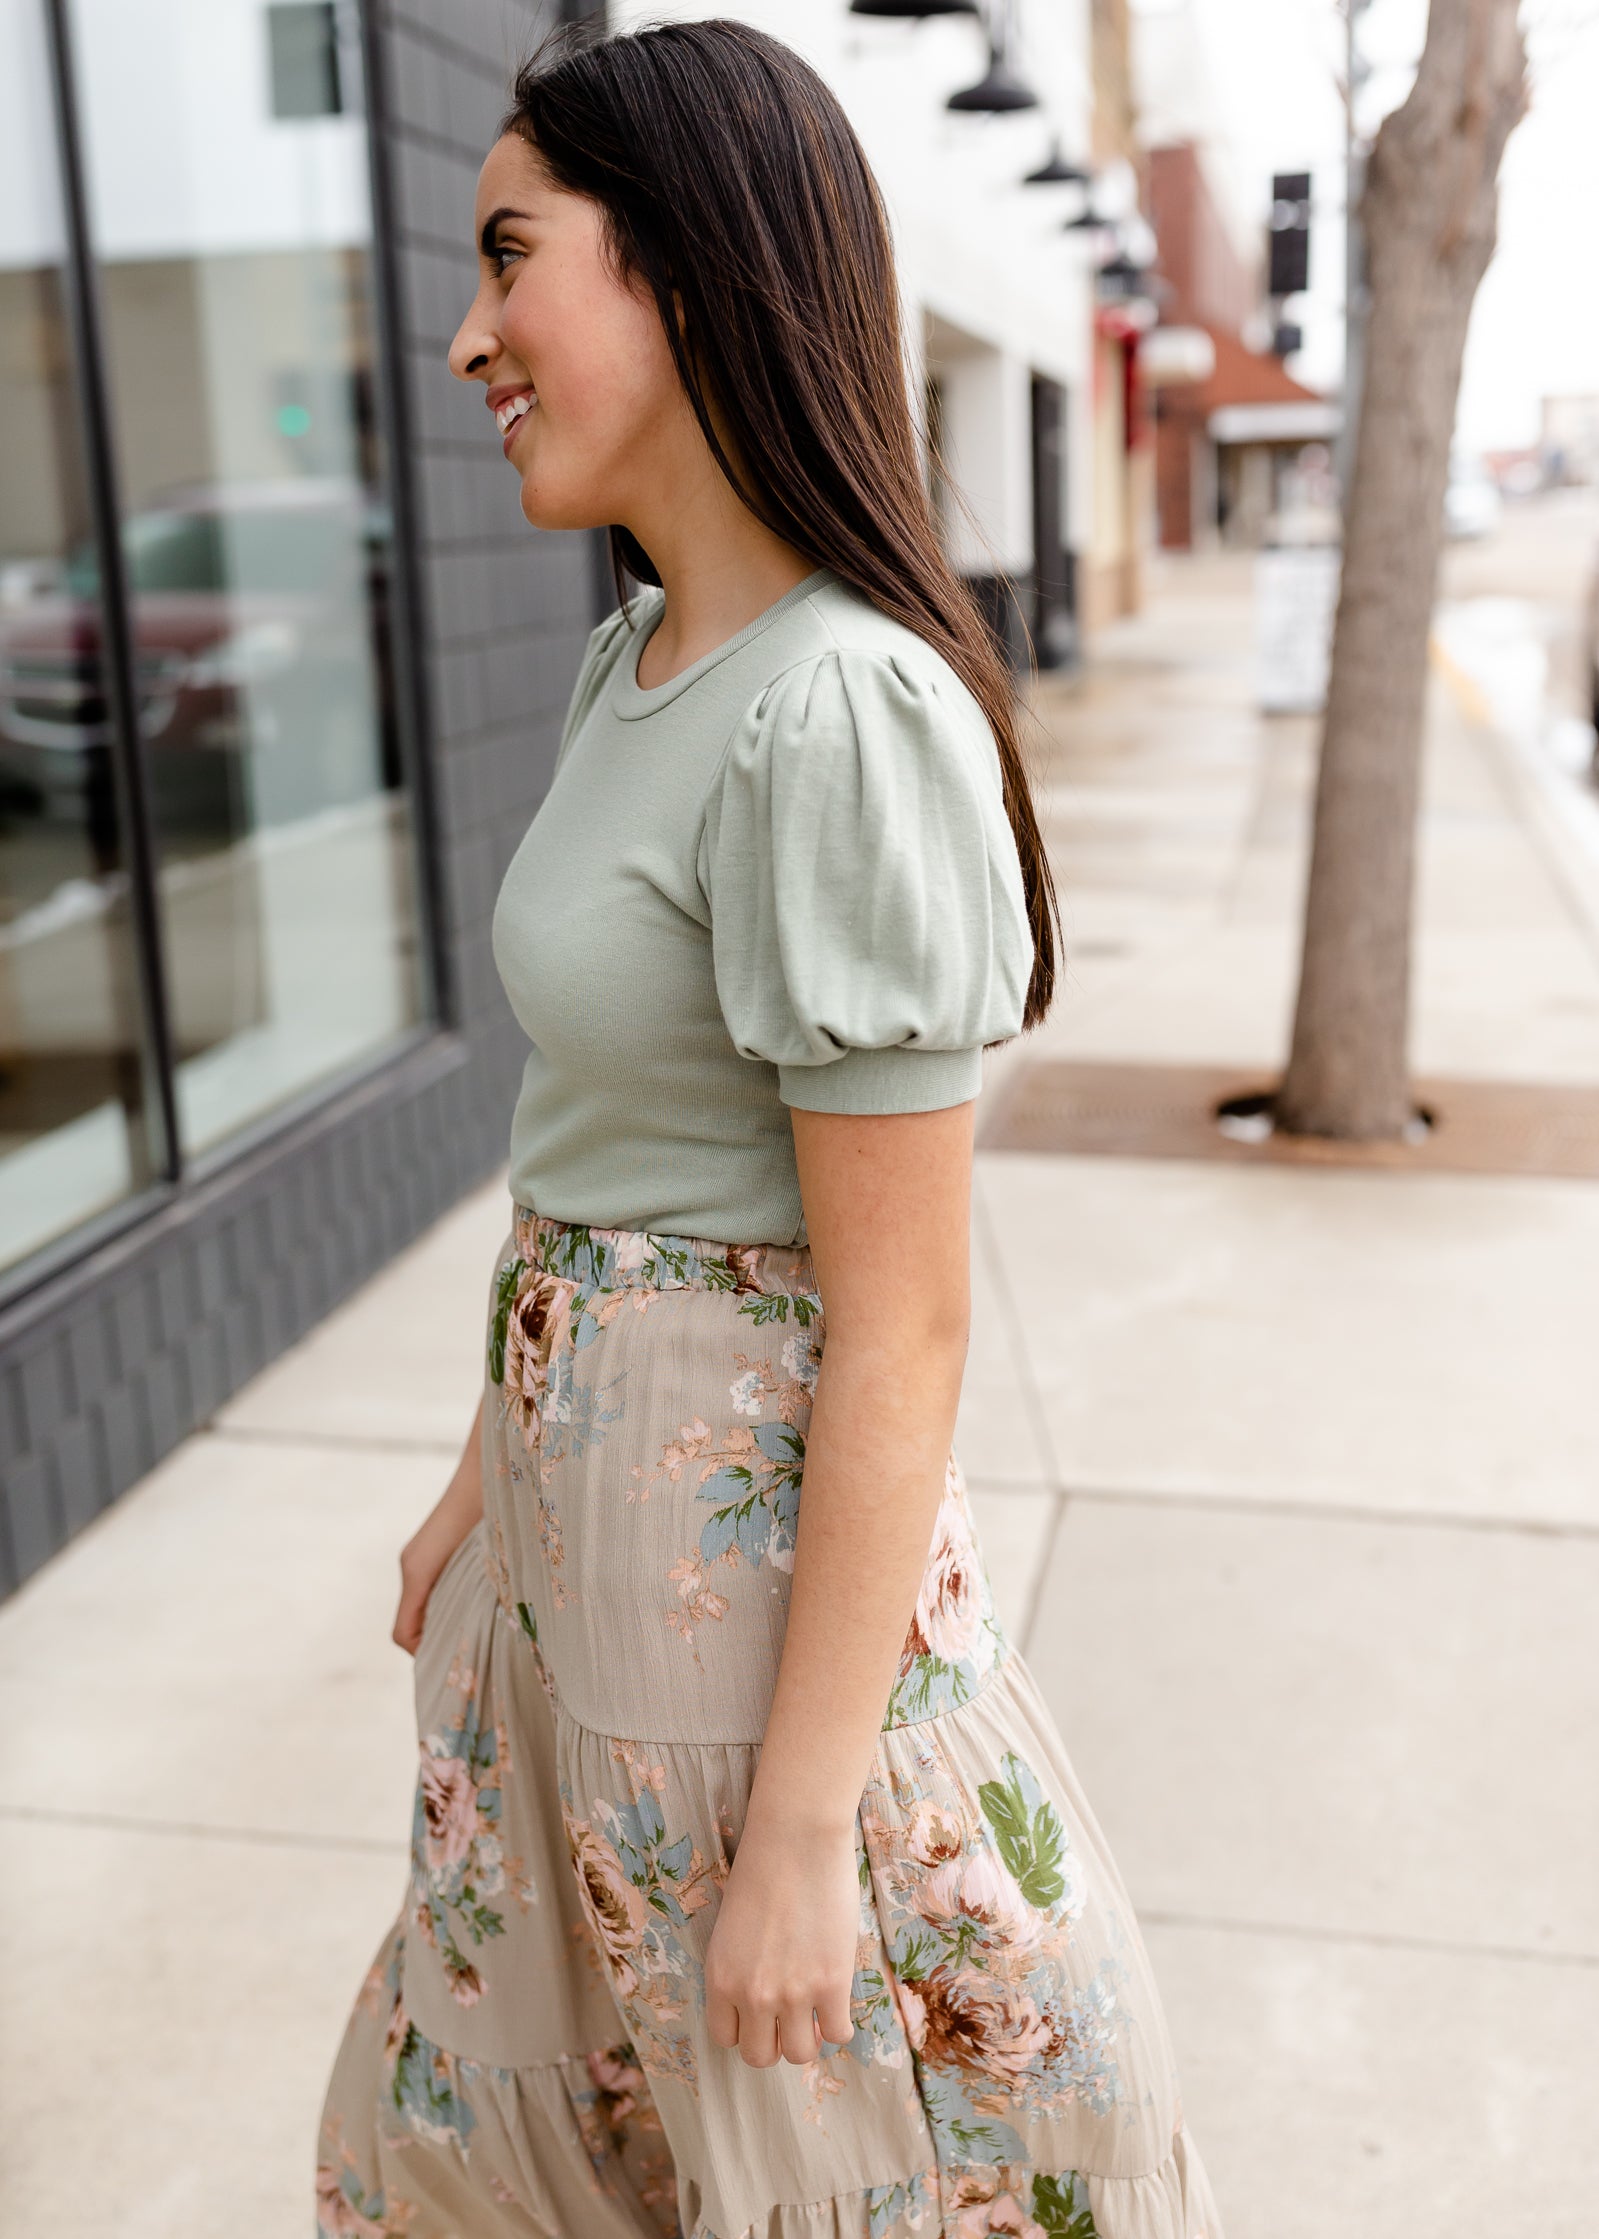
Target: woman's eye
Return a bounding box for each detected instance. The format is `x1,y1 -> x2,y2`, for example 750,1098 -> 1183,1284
494,244 -> 525,276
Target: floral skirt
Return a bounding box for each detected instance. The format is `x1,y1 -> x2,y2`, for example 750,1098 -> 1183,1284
316,1208 -> 1224,2239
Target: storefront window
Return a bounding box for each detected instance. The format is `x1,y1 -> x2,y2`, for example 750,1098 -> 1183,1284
0,0 -> 163,1269
0,0 -> 429,1283
67,0 -> 425,1161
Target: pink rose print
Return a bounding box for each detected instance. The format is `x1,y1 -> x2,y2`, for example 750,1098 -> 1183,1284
420,1749 -> 479,1871
565,1814 -> 651,1995
914,1848 -> 1043,1952
894,1966 -> 1052,2085
945,2168 -> 1049,2239
903,1797 -> 970,1867
916,1508 -> 983,1665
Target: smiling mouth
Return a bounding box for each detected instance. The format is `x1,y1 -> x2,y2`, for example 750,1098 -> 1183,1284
492,391 -> 535,438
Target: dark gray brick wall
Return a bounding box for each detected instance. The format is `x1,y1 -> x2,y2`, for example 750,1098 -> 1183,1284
0,0 -> 598,1598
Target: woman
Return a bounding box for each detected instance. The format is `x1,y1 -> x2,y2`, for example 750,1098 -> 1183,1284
316,21 -> 1222,2239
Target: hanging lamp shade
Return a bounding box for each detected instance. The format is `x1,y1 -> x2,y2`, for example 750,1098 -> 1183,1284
848,1 -> 979,17
947,45 -> 1040,112
1023,139 -> 1090,186
1063,204 -> 1107,231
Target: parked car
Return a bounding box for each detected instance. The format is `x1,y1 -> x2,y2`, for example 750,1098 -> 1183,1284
0,479 -> 396,837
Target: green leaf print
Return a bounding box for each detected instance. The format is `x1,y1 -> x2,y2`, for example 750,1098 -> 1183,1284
488,1258 -> 528,1385
866,2174 -> 935,2231
1031,2171 -> 1101,2238
739,1288 -> 819,1326
977,1750 -> 1068,1909
919,2074 -> 1028,2166
540,1225 -> 594,1278
657,1830 -> 696,1880
945,2115 -> 1025,2162
699,1484 -> 774,1567
884,1648 -> 976,1726
892,1928 -> 939,1984
390,2019 -> 477,2148
459,1898 -> 507,1945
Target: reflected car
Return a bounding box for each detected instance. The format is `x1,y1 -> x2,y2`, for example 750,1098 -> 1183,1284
0,480 -> 396,837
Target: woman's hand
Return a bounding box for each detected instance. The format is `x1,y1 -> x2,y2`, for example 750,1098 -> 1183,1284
703,1812 -> 860,2067
393,1400 -> 486,1656
696,1102 -> 970,2063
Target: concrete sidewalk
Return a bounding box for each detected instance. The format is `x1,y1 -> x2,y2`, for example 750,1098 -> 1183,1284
3,529 -> 1597,2239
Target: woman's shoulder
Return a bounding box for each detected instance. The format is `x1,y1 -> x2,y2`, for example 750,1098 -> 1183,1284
745,575 -> 999,775
798,574 -> 974,676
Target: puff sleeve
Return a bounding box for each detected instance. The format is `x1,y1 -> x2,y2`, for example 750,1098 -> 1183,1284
696,646 -> 1033,1114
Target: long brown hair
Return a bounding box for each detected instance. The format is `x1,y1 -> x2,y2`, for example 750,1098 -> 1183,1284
501,18 -> 1059,1033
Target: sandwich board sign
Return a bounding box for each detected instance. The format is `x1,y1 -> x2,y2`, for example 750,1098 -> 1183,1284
1256,544 -> 1339,714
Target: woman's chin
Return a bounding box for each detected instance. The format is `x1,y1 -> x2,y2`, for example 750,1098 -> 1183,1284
516,472 -> 611,537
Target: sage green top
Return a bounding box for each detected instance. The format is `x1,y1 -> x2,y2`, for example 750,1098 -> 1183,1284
491,567 -> 1033,1247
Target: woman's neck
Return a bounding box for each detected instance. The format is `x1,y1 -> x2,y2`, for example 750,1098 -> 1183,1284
626,463 -> 816,691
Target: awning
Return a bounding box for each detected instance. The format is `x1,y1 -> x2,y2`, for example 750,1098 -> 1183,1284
1209,400 -> 1342,444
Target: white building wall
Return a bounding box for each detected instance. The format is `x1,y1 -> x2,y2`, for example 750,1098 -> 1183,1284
931,339 -> 1035,577
606,0 -> 1099,591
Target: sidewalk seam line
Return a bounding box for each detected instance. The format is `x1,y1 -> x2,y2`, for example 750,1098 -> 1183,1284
1018,1487 -> 1070,1659
965,1478 -> 1599,1542
202,1423 -> 465,1458
0,1802 -> 407,1857
1137,1903 -> 1599,1970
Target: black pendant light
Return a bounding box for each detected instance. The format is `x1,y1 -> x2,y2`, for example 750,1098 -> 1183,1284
947,41 -> 1040,111
1063,203 -> 1108,231
1023,138 -> 1090,186
849,2 -> 979,17
1096,252 -> 1152,305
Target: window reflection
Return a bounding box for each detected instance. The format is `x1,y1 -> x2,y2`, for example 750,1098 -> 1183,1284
69,0 -> 424,1159
0,0 -> 159,1271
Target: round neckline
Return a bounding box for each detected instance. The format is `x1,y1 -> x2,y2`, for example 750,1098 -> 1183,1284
611,567 -> 837,720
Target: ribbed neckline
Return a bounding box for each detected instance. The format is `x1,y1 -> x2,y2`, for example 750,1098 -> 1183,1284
610,567 -> 837,720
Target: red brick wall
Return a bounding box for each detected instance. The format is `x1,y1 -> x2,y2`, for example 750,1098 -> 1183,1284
1148,143 -> 1258,334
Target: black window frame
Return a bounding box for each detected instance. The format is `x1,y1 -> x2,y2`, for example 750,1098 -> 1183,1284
0,0 -> 446,1312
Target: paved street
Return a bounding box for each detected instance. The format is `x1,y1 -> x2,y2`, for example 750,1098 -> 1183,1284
3,503 -> 1597,2239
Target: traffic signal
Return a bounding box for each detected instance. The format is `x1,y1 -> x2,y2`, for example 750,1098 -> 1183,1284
1269,172 -> 1312,299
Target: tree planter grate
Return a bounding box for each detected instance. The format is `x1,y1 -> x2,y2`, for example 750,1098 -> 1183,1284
979,1061 -> 1599,1181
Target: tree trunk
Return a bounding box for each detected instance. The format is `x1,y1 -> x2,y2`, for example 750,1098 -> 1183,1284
1275,0 -> 1526,1140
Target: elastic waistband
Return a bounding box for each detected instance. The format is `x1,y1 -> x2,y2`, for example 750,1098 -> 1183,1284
513,1204 -> 817,1300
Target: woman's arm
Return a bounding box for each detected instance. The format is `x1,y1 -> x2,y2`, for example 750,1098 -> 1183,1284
702,1098 -> 975,2067
392,1393 -> 487,1655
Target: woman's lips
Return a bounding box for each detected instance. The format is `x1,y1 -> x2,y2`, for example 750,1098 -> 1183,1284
494,388 -> 537,458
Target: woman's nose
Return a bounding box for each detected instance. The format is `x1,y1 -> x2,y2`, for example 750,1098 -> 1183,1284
448,303 -> 497,384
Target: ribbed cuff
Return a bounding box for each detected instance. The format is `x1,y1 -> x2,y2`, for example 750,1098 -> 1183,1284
777,1042 -> 985,1115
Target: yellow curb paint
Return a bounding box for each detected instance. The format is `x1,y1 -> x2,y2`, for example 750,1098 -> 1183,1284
1428,633 -> 1495,728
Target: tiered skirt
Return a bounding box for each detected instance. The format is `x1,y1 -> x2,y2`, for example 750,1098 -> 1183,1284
316,1208 -> 1224,2239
